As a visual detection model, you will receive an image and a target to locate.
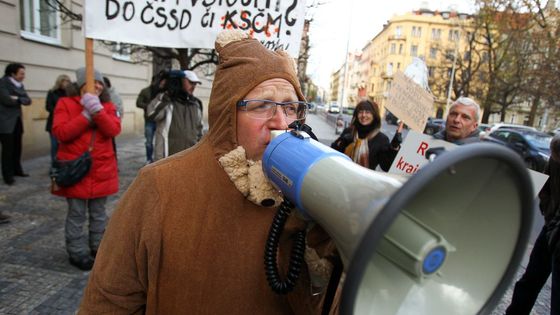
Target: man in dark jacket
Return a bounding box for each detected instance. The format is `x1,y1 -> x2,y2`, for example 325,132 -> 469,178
136,71 -> 167,164
433,97 -> 480,145
0,63 -> 32,187
506,134 -> 560,315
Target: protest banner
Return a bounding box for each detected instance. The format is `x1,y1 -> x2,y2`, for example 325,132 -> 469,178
389,131 -> 548,196
84,0 -> 306,57
385,71 -> 434,133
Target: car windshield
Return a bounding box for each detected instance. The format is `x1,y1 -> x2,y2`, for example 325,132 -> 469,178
525,133 -> 552,150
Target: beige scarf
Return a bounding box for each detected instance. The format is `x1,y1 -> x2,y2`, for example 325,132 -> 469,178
344,129 -> 380,168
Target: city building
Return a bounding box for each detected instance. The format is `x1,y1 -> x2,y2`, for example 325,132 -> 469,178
363,7 -> 472,118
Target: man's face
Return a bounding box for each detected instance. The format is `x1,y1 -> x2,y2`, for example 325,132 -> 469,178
182,79 -> 196,94
237,78 -> 297,160
12,68 -> 25,82
445,103 -> 478,141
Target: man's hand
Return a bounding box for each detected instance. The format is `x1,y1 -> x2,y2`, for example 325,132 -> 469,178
81,93 -> 103,115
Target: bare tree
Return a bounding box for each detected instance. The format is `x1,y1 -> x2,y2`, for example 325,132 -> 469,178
45,0 -> 219,76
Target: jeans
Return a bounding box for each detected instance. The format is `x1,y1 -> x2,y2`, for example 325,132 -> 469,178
65,197 -> 107,259
49,132 -> 58,163
506,227 -> 559,315
145,120 -> 156,162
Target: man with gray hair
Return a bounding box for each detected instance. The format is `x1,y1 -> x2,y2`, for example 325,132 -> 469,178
433,96 -> 481,144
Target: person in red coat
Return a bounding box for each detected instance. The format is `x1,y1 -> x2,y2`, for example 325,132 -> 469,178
52,67 -> 121,270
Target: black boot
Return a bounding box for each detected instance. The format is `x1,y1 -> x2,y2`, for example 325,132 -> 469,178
0,212 -> 10,224
69,255 -> 94,271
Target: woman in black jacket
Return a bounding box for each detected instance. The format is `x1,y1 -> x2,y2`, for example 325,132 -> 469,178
45,74 -> 71,162
331,100 -> 401,171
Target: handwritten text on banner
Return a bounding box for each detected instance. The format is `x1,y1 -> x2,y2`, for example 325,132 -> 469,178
84,0 -> 306,57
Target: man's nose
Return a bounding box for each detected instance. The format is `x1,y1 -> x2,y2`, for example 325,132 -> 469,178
268,105 -> 289,130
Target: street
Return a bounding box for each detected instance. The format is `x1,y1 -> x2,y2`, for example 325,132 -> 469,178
0,112 -> 552,314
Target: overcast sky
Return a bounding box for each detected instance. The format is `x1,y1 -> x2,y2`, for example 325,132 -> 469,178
305,0 -> 475,90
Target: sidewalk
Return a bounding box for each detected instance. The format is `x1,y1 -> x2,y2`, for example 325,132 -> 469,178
0,135 -> 146,314
0,127 -> 553,314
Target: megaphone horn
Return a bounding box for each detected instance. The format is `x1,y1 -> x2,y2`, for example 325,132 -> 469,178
262,130 -> 533,315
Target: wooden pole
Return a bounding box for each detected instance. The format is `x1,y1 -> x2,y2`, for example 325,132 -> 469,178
85,38 -> 94,93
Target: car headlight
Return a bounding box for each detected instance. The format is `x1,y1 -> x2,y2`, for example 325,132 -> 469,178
538,151 -> 549,161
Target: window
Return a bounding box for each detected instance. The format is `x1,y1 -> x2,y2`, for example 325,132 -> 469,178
390,43 -> 396,54
445,49 -> 455,60
431,28 -> 441,40
397,63 -> 401,70
430,47 -> 437,59
395,26 -> 402,38
428,66 -> 435,77
448,29 -> 459,42
482,51 -> 489,62
387,63 -> 393,75
112,42 -> 132,61
399,43 -> 403,54
411,45 -> 418,57
411,26 -> 422,38
20,0 -> 60,44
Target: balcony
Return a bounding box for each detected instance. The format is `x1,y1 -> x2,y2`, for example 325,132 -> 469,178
388,35 -> 407,41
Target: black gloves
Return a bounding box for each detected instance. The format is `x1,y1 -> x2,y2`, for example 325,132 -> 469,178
390,132 -> 402,149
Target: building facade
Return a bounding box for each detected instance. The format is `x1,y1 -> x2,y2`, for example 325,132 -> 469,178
364,8 -> 472,117
1,0 -> 152,158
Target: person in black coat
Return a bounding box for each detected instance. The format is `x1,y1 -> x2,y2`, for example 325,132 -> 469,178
506,134 -> 560,315
0,63 -> 32,186
45,74 -> 71,162
331,100 -> 401,171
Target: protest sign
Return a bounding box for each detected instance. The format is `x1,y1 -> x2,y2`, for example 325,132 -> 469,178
84,0 -> 306,57
385,71 -> 434,133
389,131 -> 548,196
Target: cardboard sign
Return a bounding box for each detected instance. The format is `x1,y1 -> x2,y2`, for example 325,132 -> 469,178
385,71 -> 434,132
84,0 -> 306,57
389,131 -> 548,196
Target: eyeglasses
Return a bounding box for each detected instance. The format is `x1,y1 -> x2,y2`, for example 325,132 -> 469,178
237,99 -> 308,121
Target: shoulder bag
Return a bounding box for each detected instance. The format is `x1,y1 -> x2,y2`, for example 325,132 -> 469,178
50,130 -> 96,190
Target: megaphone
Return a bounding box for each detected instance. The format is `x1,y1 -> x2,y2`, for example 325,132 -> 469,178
262,130 -> 533,315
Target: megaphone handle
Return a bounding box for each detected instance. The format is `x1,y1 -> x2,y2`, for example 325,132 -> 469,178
264,200 -> 307,295
321,254 -> 343,315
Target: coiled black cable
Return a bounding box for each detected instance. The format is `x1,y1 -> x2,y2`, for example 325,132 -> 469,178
264,199 -> 307,294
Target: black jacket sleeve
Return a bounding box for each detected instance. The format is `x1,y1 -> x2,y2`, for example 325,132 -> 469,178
331,128 -> 353,153
369,133 -> 399,172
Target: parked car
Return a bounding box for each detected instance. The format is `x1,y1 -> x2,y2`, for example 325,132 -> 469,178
478,123 -> 491,138
308,102 -> 317,113
487,123 -> 537,134
424,117 -> 446,135
328,103 -> 340,113
385,111 -> 398,125
481,128 -> 552,172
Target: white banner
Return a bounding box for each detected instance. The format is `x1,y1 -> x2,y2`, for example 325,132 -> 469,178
389,131 -> 548,197
84,0 -> 306,57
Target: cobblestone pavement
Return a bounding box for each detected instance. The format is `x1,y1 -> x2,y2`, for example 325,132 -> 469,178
0,128 -> 553,314
0,135 -> 145,315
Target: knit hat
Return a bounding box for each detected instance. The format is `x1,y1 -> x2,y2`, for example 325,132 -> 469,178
75,67 -> 104,88
206,30 -> 305,158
